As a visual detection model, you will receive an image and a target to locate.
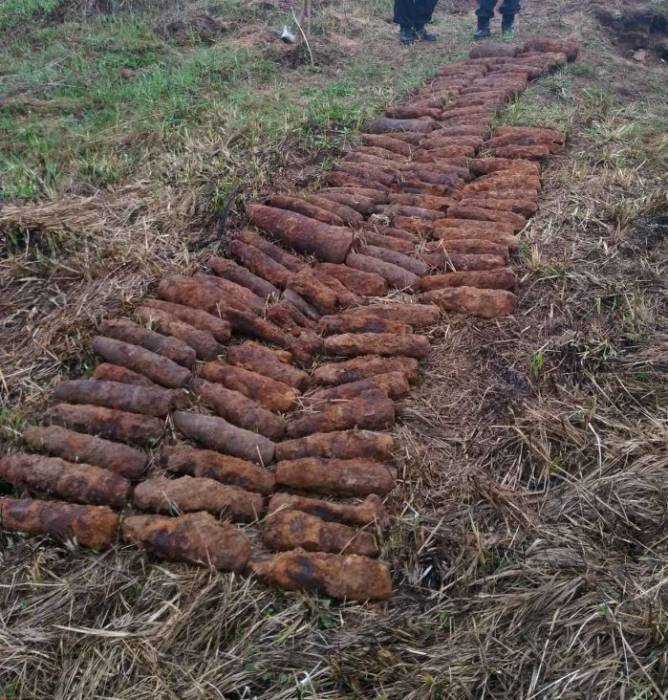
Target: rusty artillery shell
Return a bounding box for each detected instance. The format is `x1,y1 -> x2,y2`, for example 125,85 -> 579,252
335,159 -> 398,184
316,190 -> 377,216
268,492 -> 387,528
199,361 -> 298,413
278,287 -> 320,322
161,445 -> 275,494
458,196 -> 538,219
325,170 -> 389,192
53,379 -> 176,417
133,475 -> 263,521
319,185 -> 388,204
360,133 -> 413,156
100,318 -> 196,368
267,300 -> 319,337
285,390 -> 395,438
469,156 -> 541,176
387,192 -> 455,212
345,151 -> 403,173
135,306 -> 223,360
193,272 -> 265,313
358,244 -> 429,276
345,252 -> 420,291
447,205 -> 527,233
275,457 -> 396,497
249,550 -> 392,601
419,286 -> 517,318
236,229 -> 304,271
23,424 -> 147,480
359,230 -> 416,254
386,104 -> 442,120
121,512 -> 250,572
208,255 -> 280,300
0,497 -> 119,550
463,174 -> 542,194
173,411 -> 275,465
247,204 -> 354,264
420,268 -> 518,292
229,239 -> 291,288
438,253 -> 508,271
275,429 -> 394,462
494,126 -> 564,141
156,275 -> 248,316
344,302 -> 439,328
265,194 -> 346,226
521,38 -> 578,61
92,336 -> 191,389
312,355 -> 419,386
227,341 -> 308,391
313,263 -> 387,297
390,216 -> 435,237
434,218 -> 518,239
306,372 -> 410,404
367,116 -> 435,134
194,379 -> 286,440
142,298 -> 231,343
493,144 -> 552,160
375,130 -> 426,144
280,291 -> 321,323
324,333 -> 431,359
0,453 -> 130,508
470,42 -> 518,58
433,227 -> 519,251
286,268 -> 342,315
93,363 -> 157,387
225,307 -> 296,355
304,194 -> 364,226
47,402 -> 163,446
416,144 -> 476,159
317,312 -> 412,336
420,238 -> 510,260
263,510 -> 378,557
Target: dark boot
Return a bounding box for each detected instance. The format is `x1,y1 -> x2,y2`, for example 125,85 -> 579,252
399,25 -> 415,45
474,18 -> 491,40
414,24 -> 438,41
502,14 -> 516,34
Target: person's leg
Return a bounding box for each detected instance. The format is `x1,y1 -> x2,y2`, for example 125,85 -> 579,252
475,0 -> 497,38
413,0 -> 439,41
476,0 -> 498,22
499,0 -> 521,17
394,0 -> 417,44
499,0 -> 520,32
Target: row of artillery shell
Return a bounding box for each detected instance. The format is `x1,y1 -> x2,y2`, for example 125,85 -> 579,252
2,40 -> 572,601
0,493 -> 391,601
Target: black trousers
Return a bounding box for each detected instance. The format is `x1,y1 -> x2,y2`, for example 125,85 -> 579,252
394,0 -> 439,28
476,0 -> 521,20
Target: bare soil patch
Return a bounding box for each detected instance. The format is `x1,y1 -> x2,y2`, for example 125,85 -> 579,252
595,0 -> 668,60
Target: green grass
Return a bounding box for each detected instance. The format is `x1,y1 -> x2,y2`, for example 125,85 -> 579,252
0,13 -> 277,198
0,0 -> 59,31
0,2 -> 454,201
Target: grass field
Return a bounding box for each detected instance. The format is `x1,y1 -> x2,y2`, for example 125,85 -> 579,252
1,0 -> 667,698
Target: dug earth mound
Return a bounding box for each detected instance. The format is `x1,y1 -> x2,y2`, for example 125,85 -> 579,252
595,0 -> 668,61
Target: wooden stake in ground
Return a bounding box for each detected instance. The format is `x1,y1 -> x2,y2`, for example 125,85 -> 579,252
293,0 -> 314,66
